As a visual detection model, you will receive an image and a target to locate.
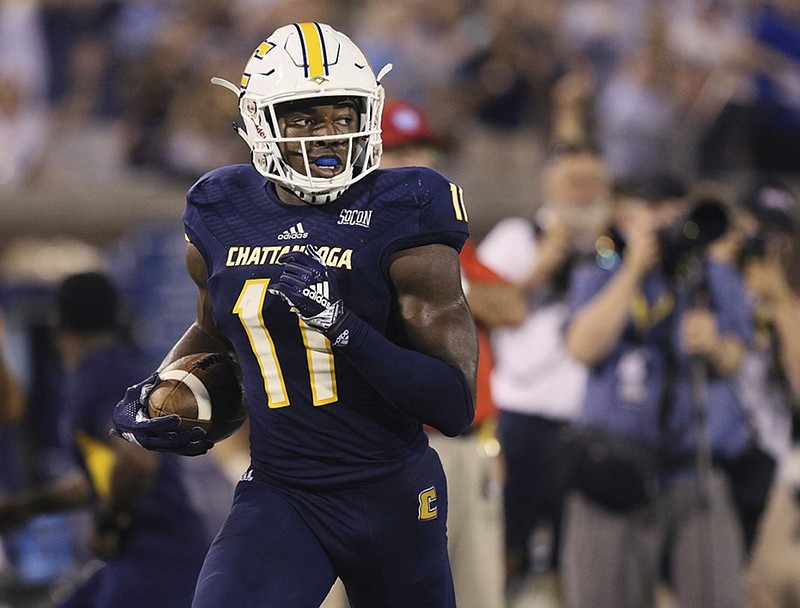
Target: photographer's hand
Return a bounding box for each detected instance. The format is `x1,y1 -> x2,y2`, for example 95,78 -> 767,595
745,253 -> 800,398
681,308 -> 743,376
681,308 -> 719,358
744,254 -> 793,309
621,213 -> 660,280
566,214 -> 658,366
520,219 -> 573,292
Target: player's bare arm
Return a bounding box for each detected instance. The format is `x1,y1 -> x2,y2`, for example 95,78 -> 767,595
388,243 -> 478,401
153,243 -> 235,370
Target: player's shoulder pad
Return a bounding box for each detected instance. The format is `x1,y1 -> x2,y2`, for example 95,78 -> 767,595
186,164 -> 261,207
371,167 -> 469,254
372,166 -> 458,210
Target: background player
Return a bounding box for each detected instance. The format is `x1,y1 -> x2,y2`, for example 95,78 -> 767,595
112,22 -> 478,608
0,271 -> 210,608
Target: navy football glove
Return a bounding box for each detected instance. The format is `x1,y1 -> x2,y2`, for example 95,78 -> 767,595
268,245 -> 349,337
111,373 -> 213,456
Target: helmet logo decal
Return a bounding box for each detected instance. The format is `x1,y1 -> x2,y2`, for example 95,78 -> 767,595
294,22 -> 329,80
241,41 -> 275,89
254,41 -> 275,60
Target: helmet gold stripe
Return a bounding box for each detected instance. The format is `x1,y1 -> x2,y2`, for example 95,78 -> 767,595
295,22 -> 328,80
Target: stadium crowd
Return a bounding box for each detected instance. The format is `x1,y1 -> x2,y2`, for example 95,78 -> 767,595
0,0 -> 799,607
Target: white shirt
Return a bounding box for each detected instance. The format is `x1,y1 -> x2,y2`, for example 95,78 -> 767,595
738,340 -> 794,466
477,217 -> 587,421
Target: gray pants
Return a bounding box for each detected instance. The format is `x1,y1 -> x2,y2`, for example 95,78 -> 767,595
561,471 -> 749,608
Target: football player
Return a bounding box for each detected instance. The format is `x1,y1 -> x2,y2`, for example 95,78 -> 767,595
112,22 -> 477,608
0,272 -> 211,608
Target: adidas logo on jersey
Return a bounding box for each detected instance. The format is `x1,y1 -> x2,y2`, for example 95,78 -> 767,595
278,222 -> 308,240
332,329 -> 349,347
302,281 -> 332,308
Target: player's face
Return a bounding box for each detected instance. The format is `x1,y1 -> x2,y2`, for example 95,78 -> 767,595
276,99 -> 360,179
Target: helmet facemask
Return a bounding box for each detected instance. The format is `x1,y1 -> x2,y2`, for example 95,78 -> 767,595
243,93 -> 384,205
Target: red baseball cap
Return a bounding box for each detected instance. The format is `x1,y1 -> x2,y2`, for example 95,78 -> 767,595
381,99 -> 445,150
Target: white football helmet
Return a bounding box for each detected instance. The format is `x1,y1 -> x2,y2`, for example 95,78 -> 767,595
213,23 -> 392,204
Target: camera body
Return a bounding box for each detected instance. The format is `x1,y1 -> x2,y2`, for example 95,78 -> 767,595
657,197 -> 729,279
597,197 -> 729,279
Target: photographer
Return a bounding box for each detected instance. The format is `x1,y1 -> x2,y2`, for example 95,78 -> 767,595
718,177 -> 800,607
560,176 -> 752,608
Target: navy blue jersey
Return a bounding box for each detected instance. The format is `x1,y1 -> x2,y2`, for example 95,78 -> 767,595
183,165 -> 469,488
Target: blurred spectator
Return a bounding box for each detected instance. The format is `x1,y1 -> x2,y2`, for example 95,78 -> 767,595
550,58 -> 596,147
0,0 -> 49,188
0,237 -> 107,502
477,141 -> 612,601
380,97 -> 508,608
0,73 -> 49,188
561,176 -> 752,608
379,98 -> 449,168
120,13 -> 194,169
118,7 -> 248,180
442,3 -> 591,239
160,59 -> 249,181
454,11 -> 551,132
232,0 -> 350,43
663,0 -> 753,179
746,0 -> 800,173
592,12 -> 687,182
558,0 -> 643,84
355,0 -> 476,111
0,0 -> 48,102
0,310 -> 23,426
38,0 -> 120,118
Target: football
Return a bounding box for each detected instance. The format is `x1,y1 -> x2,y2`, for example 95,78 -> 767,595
147,352 -> 247,443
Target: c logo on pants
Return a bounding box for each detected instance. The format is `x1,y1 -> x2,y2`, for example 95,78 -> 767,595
418,486 -> 438,521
